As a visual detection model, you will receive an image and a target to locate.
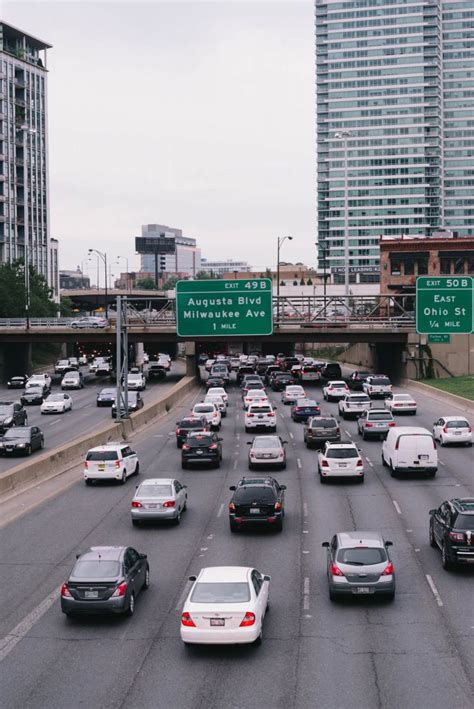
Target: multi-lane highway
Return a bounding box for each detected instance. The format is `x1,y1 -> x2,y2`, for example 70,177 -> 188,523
0,369 -> 472,709
0,362 -> 184,475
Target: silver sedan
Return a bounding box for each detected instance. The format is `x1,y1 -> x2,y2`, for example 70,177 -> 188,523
131,478 -> 187,526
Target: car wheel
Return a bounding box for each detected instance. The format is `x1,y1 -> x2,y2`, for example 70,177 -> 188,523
329,589 -> 337,602
389,461 -> 397,478
26,444 -> 32,456
248,463 -> 254,471
40,439 -> 44,450
230,521 -> 238,533
85,479 -> 93,486
429,522 -> 437,548
181,461 -> 187,470
361,430 -> 366,440
281,461 -> 287,470
174,508 -> 181,525
214,459 -> 221,469
120,470 -> 127,485
245,427 -> 250,433
275,519 -> 283,533
132,519 -> 140,527
126,592 -> 135,616
385,591 -> 395,602
134,461 -> 140,475
440,437 -> 445,447
441,544 -> 454,571
183,498 -> 187,511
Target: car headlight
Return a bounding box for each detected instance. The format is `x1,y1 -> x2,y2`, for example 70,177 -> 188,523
17,443 -> 26,448
3,417 -> 13,425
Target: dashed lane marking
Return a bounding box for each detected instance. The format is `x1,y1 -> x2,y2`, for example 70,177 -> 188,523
233,460 -> 238,470
303,502 -> 308,518
289,432 -> 294,439
217,503 -> 224,518
439,461 -> 446,467
303,577 -> 310,610
0,588 -> 58,663
297,458 -> 302,470
392,500 -> 402,515
425,574 -> 443,607
48,419 -> 61,426
366,458 -> 374,468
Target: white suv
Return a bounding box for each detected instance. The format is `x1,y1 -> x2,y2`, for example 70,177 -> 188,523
192,402 -> 222,430
84,443 -> 139,485
245,402 -> 277,432
26,373 -> 52,389
318,442 -> 364,483
363,375 -> 392,399
338,393 -> 371,420
127,372 -> 146,391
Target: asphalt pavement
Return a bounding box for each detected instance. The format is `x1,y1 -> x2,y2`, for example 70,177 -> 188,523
0,369 -> 472,709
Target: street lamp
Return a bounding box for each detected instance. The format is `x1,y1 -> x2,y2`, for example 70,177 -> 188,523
276,236 -> 293,323
116,255 -> 130,293
335,130 -> 351,297
88,248 -> 108,317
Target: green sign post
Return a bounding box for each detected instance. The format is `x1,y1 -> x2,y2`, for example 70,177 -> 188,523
176,278 -> 273,337
416,276 -> 473,335
428,334 -> 451,344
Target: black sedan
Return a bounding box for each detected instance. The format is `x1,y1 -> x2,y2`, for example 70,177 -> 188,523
0,401 -> 28,432
228,477 -> 286,533
7,375 -> 29,389
175,416 -> 209,448
21,386 -> 48,405
97,388 -> 116,407
205,376 -> 226,389
0,426 -> 44,456
61,546 -> 149,618
181,431 -> 223,469
271,373 -> 295,391
291,399 -> 321,422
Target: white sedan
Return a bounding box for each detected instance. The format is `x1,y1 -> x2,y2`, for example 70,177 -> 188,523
386,393 -> 417,415
243,389 -> 268,410
40,393 -> 73,414
207,387 -> 228,405
281,385 -> 306,405
180,566 -> 270,646
432,416 -> 472,446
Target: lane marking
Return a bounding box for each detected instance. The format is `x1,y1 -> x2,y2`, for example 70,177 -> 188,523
0,588 -> 57,663
303,577 -> 310,611
406,529 -> 413,533
439,461 -> 446,467
217,503 -> 224,518
297,458 -> 302,470
289,432 -> 294,439
302,530 -> 309,534
48,419 -> 61,426
303,502 -> 308,518
365,458 -> 374,468
344,428 -> 351,437
303,577 -> 310,594
200,547 -> 208,552
392,500 -> 402,515
175,580 -> 193,610
425,574 -> 443,607
302,550 -> 309,555
233,460 -> 238,470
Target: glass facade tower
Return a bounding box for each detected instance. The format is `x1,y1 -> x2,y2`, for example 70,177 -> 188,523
315,0 -> 474,279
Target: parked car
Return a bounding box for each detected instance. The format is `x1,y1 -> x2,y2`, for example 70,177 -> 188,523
61,371 -> 84,390
60,546 -> 149,617
429,498 -> 474,569
21,385 -> 47,405
131,478 -> 187,526
40,393 -> 73,414
229,477 -> 286,532
322,380 -> 349,402
7,374 -> 29,390
338,393 -> 371,419
432,416 -> 472,446
70,316 -> 108,329
363,375 -> 392,399
247,435 -> 287,470
175,416 -> 209,448
386,393 -> 417,415
0,401 -> 28,431
322,532 -> 395,601
181,431 -> 223,469
0,425 -> 44,456
83,443 -> 139,485
245,403 -> 277,432
346,371 -> 371,391
96,388 -> 116,407
382,426 -> 437,477
290,399 -> 320,422
357,409 -> 395,440
318,442 -> 364,483
304,416 -> 340,449
111,391 -> 144,417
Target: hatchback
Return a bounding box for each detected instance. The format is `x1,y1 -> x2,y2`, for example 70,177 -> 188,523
229,478 -> 286,532
432,416 -> 472,447
175,416 -> 209,448
131,478 -> 187,526
291,399 -> 320,422
181,431 -> 223,468
358,409 -> 396,440
247,436 -> 287,470
318,442 -> 364,483
304,416 -> 340,449
322,531 -> 395,601
429,498 -> 474,569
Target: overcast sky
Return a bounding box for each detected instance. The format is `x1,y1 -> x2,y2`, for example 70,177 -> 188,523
4,0 -> 316,279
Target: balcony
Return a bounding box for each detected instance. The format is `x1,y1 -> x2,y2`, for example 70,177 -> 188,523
14,97 -> 27,108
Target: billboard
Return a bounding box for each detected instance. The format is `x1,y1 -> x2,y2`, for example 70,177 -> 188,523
135,236 -> 176,255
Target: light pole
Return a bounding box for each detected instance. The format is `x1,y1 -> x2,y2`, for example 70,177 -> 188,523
89,248 -> 108,317
276,236 -> 293,323
116,255 -> 130,292
335,130 -> 351,297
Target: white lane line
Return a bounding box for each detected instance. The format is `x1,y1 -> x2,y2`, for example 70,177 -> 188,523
366,458 -> 374,468
0,588 -> 57,663
302,550 -> 309,555
392,500 -> 402,515
154,434 -> 164,438
303,502 -> 308,518
48,419 -> 61,426
302,530 -> 309,534
233,460 -> 238,470
439,461 -> 446,467
343,428 -> 352,437
236,433 -> 240,440
297,458 -> 302,470
289,432 -> 294,439
303,577 -> 310,610
200,547 -> 208,552
425,574 -> 443,607
217,503 -> 224,518
175,580 -> 193,610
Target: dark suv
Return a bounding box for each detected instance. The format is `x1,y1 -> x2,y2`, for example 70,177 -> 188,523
228,477 -> 286,533
181,431 -> 223,468
175,416 -> 209,448
320,362 -> 342,381
429,498 -> 474,570
0,401 -> 28,432
304,416 -> 340,449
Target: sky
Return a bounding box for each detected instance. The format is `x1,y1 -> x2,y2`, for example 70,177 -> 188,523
3,0 -> 316,280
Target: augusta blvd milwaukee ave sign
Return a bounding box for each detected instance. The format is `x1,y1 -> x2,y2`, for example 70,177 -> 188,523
416,276 -> 473,334
176,279 -> 273,337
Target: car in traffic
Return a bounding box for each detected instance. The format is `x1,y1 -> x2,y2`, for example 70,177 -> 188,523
205,375 -> 226,389
245,402 -> 277,432
270,372 -> 295,391
7,374 -> 29,390
96,388 -> 116,407
83,443 -> 139,485
210,364 -> 229,382
70,316 -> 108,329
338,393 -> 371,419
432,416 -> 472,447
0,425 -> 44,456
21,385 -> 47,405
204,359 -> 216,372
243,389 -> 268,410
429,498 -> 474,570
237,365 -> 256,383
204,393 -> 227,417
26,373 -> 52,390
290,399 -> 320,422
192,402 -> 221,430
127,372 -> 146,391
61,370 -> 84,390
207,386 -> 228,405
346,371 -> 371,391
40,393 -> 73,414
0,401 -> 28,431
357,409 -> 396,440
318,442 -> 364,483
180,566 -> 270,646
181,431 -> 223,469
386,393 -> 417,415
228,477 -> 286,532
382,426 -> 437,477
55,359 -> 75,375
111,391 -> 144,417
131,478 -> 187,526
281,385 -> 306,405
247,435 -> 287,470
60,546 -> 149,617
322,380 -> 349,402
148,363 -> 167,381
320,362 -> 342,381
304,416 -> 341,449
363,375 -> 392,399
175,416 -> 209,448
322,531 -> 395,601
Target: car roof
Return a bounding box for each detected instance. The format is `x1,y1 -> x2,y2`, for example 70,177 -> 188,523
198,566 -> 251,582
251,435 -> 280,444
238,476 -> 277,486
87,443 -> 126,452
337,531 -> 385,548
325,442 -> 358,449
327,380 -> 346,385
139,478 -> 175,485
442,416 -> 469,422
389,426 -> 432,435
82,546 -> 126,561
451,498 -> 474,513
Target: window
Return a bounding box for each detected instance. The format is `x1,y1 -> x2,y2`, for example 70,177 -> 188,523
191,582 -> 250,603
390,259 -> 401,275
440,257 -> 451,274
251,571 -> 263,596
417,258 -> 428,275
404,259 -> 414,275
454,258 -> 465,274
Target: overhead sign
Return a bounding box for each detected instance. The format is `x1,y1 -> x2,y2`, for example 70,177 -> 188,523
135,236 -> 176,254
416,277 -> 473,334
176,279 -> 273,337
428,334 -> 451,344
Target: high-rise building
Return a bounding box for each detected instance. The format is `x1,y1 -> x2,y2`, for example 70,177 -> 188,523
138,224 -> 201,278
0,22 -> 52,281
315,0 -> 474,283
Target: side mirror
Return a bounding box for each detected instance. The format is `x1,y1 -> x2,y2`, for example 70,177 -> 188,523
246,441 -> 252,445
429,509 -> 436,516
283,440 -> 288,445
188,575 -> 197,582
75,553 -> 81,559
141,553 -> 148,559
263,575 -> 271,582
321,542 -> 330,548
385,541 -> 393,547
229,485 -> 236,491
280,484 -> 287,490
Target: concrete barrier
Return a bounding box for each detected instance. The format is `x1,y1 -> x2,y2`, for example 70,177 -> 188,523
0,376 -> 198,496
400,379 -> 474,415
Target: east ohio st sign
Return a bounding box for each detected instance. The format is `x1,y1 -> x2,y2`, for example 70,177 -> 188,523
416,276 -> 473,335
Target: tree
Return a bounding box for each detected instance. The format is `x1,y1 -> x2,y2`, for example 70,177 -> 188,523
163,275 -> 179,290
300,278 -> 305,286
195,271 -> 220,280
59,296 -> 74,317
307,278 -> 313,286
293,280 -> 298,286
136,277 -> 156,290
0,262 -> 57,318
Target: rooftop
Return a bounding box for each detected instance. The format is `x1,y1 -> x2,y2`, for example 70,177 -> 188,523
0,21 -> 51,51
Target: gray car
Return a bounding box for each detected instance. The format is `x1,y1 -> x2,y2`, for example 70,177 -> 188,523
131,478 -> 187,526
357,408 -> 395,440
322,531 -> 395,601
304,416 -> 340,449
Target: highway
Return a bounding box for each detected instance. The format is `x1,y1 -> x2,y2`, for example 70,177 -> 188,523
0,362 -> 185,475
0,370 -> 472,709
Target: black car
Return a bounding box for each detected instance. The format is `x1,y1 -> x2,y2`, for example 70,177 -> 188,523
0,426 -> 44,456
181,431 -> 223,469
205,376 -> 226,389
7,375 -> 29,389
429,498 -> 474,570
281,357 -> 300,372
0,401 -> 28,432
21,385 -> 48,405
320,362 -> 342,381
228,477 -> 286,533
97,388 -> 116,407
148,363 -> 167,381
304,416 -> 341,449
60,546 -> 149,617
291,399 -> 321,422
265,366 -> 281,384
271,373 -> 295,391
347,371 -> 371,391
111,392 -> 144,417
175,416 -> 209,448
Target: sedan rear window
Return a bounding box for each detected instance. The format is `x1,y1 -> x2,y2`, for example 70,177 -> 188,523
179,420 -> 205,430
337,548 -> 387,565
326,448 -> 359,459
368,412 -> 392,421
191,582 -> 250,603
187,436 -> 213,447
138,484 -> 172,497
86,451 -> 118,461
249,406 -> 272,414
252,438 -> 280,448
72,560 -> 120,579
446,420 -> 469,428
234,487 -> 276,504
454,514 -> 474,530
194,405 -> 214,413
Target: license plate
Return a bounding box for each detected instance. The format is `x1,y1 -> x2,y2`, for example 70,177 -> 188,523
85,591 -> 98,599
375,423 -> 386,427
196,450 -> 203,455
354,587 -> 370,594
98,464 -> 105,471
419,455 -> 429,460
454,432 -> 462,435
147,503 -> 159,509
338,463 -> 347,468
258,415 -> 264,419
250,508 -> 261,514
210,618 -> 225,626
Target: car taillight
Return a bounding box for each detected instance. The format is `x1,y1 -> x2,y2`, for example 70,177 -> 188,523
268,412 -> 275,417
295,407 -> 301,411
365,422 -> 373,428
84,461 -> 88,470
321,459 -> 329,467
356,459 -> 363,467
275,501 -> 282,511
115,460 -> 121,469
229,502 -> 235,511
181,612 -> 196,627
176,428 -> 181,434
381,562 -> 394,576
60,583 -> 72,598
335,427 -> 340,433
163,500 -> 176,508
449,531 -> 464,542
182,444 -> 190,451
209,443 -> 218,450
112,581 -> 128,597
239,612 -> 256,627
247,413 -> 254,418
388,422 -> 396,427
443,426 -> 449,433
468,426 -> 472,433
131,501 -> 142,508
330,563 -> 344,577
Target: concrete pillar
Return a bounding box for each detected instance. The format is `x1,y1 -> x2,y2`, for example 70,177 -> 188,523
135,342 -> 145,368
185,341 -> 197,377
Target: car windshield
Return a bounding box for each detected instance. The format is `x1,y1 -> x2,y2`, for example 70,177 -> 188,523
337,547 -> 387,565
3,428 -> 30,438
296,400 -> 317,407
326,448 -> 359,459
194,405 -> 214,414
58,360 -> 69,365
72,560 -> 120,579
46,395 -> 66,402
86,451 -> 118,461
252,438 -> 280,449
310,419 -> 336,429
368,412 -> 392,421
191,582 -> 250,603
455,514 -> 474,530
100,389 -> 115,396
446,420 -> 469,428
371,377 -> 390,385
187,435 -> 213,447
234,486 -> 277,504
0,405 -> 14,414
64,373 -> 78,379
138,484 -> 172,497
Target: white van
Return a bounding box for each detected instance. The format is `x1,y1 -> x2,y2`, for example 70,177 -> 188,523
382,426 -> 437,478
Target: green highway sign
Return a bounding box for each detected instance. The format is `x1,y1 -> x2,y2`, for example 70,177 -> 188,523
416,276 -> 473,335
428,334 -> 451,344
176,278 -> 273,337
